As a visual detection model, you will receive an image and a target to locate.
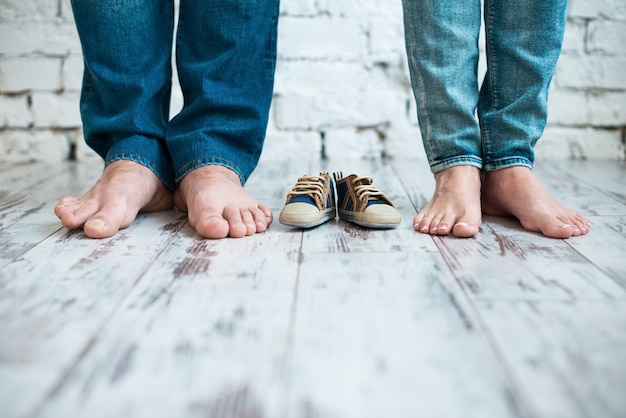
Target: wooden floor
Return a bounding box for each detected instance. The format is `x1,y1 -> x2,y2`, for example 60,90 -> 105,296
1,158 -> 625,418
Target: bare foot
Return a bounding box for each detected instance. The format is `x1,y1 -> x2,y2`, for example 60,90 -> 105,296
54,160 -> 174,238
414,165 -> 482,238
174,165 -> 273,239
481,166 -> 590,238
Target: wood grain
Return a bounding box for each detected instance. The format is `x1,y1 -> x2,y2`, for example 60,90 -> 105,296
0,159 -> 624,418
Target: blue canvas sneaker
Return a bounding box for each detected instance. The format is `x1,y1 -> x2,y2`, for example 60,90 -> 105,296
333,172 -> 401,228
279,173 -> 336,228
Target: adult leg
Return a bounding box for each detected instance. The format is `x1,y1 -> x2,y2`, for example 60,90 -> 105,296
478,0 -> 589,238
55,0 -> 176,238
168,0 -> 280,238
402,0 -> 484,237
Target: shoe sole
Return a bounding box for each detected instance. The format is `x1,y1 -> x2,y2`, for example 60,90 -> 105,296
279,208 -> 336,229
338,210 -> 401,229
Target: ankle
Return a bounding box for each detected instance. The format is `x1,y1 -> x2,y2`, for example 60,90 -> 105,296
183,164 -> 242,186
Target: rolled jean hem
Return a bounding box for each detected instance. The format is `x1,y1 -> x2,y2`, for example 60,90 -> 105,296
483,157 -> 534,172
430,156 -> 483,174
175,157 -> 245,185
106,153 -> 176,191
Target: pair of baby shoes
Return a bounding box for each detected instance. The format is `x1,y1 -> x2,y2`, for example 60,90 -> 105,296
279,172 -> 402,229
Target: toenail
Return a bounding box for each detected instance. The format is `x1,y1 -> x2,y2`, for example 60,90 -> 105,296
420,225 -> 428,232
455,222 -> 468,227
86,219 -> 107,229
560,224 -> 571,229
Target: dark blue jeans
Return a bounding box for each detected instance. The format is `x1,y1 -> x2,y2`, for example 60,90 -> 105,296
71,0 -> 279,189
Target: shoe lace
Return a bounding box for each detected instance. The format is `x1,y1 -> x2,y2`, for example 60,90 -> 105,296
288,175 -> 327,200
351,176 -> 386,202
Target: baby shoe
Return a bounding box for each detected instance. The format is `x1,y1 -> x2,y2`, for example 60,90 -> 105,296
333,172 -> 401,228
279,173 -> 336,228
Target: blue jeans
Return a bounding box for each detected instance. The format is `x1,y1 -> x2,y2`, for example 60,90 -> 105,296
402,0 -> 567,173
71,0 -> 279,189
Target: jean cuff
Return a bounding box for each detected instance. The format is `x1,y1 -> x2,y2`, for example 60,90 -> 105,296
483,157 -> 534,172
430,156 -> 483,174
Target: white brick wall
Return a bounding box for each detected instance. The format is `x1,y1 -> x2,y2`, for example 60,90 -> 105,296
1,0 -> 624,164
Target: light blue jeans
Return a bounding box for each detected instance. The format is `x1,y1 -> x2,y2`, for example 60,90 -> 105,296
71,0 -> 280,189
402,0 -> 567,173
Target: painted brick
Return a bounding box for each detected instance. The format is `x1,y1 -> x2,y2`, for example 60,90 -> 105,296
547,90 -> 590,126
0,0 -> 625,161
561,20 -> 586,54
62,55 -> 83,91
323,127 -> 384,160
279,0 -> 317,16
275,61 -> 395,95
382,125 -> 427,160
0,21 -> 80,55
0,56 -> 62,92
588,21 -> 626,55
537,127 -> 624,160
569,0 -> 626,20
319,0 -> 403,18
554,55 -> 626,90
60,0 -> 75,22
278,17 -> 363,60
31,92 -> 81,128
70,129 -> 101,161
589,92 -> 626,126
0,95 -> 32,128
0,0 -> 58,21
369,17 -> 405,55
273,91 -> 403,131
260,131 -> 321,163
0,129 -> 70,163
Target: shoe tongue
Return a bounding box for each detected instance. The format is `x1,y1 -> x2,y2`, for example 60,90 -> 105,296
350,176 -> 391,206
290,194 -> 316,205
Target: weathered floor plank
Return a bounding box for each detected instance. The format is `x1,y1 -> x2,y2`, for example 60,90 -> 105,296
476,299 -> 626,418
286,252 -> 525,418
0,159 -> 624,418
0,162 -> 102,268
0,211 -> 187,418
34,230 -> 302,418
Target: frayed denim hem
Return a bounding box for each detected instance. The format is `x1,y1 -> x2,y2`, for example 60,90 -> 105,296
430,156 -> 483,174
483,157 -> 534,172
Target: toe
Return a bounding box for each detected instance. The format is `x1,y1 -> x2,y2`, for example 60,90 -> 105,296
413,213 -> 425,232
429,215 -> 445,235
452,221 -> 480,238
539,220 -> 575,239
57,200 -> 99,229
258,203 -> 273,224
437,214 -> 456,235
222,207 -> 248,238
83,217 -> 119,239
196,216 -> 230,239
574,214 -> 590,234
414,213 -> 432,234
240,209 -> 257,236
252,207 -> 270,232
